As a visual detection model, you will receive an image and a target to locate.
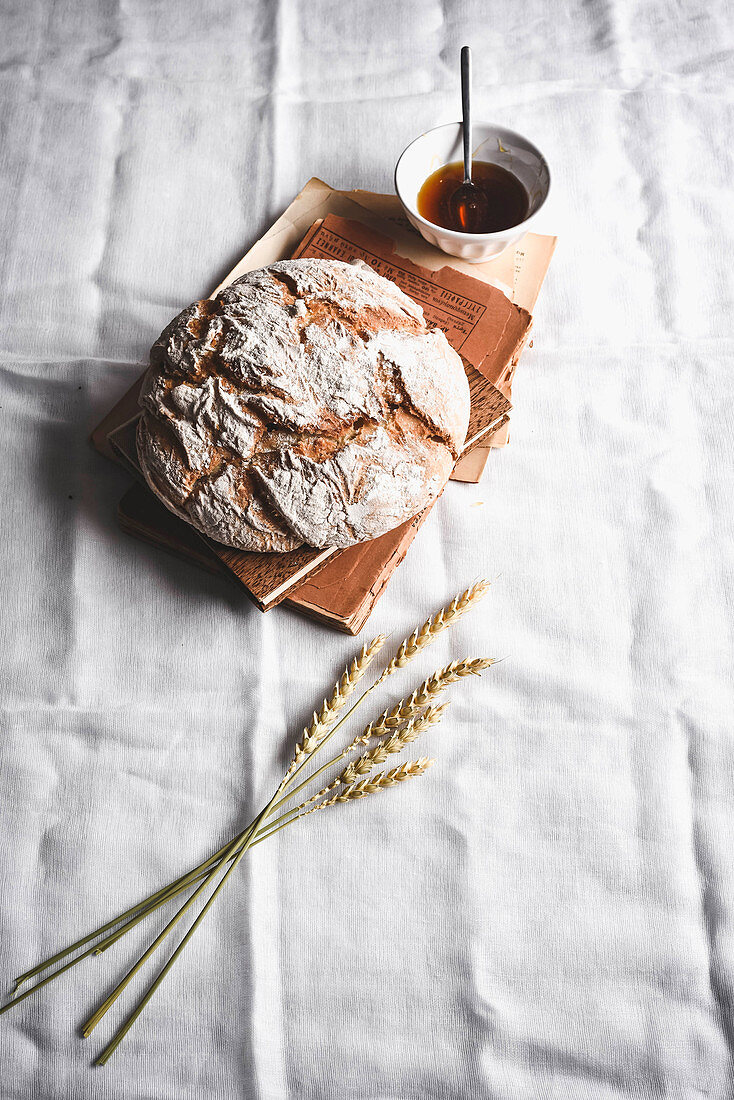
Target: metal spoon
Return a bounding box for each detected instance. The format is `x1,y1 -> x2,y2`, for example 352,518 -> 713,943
449,45 -> 488,232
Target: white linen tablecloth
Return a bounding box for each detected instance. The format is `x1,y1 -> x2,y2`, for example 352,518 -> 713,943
1,1 -> 733,1096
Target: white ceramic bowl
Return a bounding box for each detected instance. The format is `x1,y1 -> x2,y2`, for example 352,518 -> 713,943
395,122 -> 551,262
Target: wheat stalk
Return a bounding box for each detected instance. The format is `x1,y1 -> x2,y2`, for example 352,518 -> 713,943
372,582 -> 490,687
285,634 -> 386,778
0,584 -> 493,1064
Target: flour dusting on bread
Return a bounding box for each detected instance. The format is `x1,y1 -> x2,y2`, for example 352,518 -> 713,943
137,258 -> 470,552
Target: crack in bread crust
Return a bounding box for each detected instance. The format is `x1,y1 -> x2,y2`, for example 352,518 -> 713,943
137,258 -> 470,552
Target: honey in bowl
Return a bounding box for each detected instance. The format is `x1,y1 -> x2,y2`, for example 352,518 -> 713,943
416,160 -> 530,234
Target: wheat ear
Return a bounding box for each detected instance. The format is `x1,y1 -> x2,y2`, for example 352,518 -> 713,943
357,656 -> 495,746
272,656 -> 495,820
339,705 -> 446,784
314,658 -> 493,797
372,581 -> 490,687
294,704 -> 448,811
304,758 -> 435,812
285,634 -> 386,778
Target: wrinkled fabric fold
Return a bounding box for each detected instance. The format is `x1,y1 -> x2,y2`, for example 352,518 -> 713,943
0,0 -> 733,1096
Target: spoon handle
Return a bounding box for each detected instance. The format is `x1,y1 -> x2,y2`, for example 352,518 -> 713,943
460,45 -> 472,183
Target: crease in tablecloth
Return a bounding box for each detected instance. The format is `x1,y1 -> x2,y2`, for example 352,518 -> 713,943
1,1 -> 734,1097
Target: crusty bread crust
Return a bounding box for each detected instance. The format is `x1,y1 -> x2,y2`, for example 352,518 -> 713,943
136,258 -> 470,552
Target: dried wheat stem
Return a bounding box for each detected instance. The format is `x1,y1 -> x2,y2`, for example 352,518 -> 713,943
371,581 -> 490,688
6,590 -> 491,1039
92,773 -> 288,1062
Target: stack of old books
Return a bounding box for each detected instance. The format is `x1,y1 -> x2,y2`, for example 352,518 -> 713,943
92,179 -> 555,633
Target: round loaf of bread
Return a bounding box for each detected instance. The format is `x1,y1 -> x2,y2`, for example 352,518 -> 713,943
136,258 -> 470,552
